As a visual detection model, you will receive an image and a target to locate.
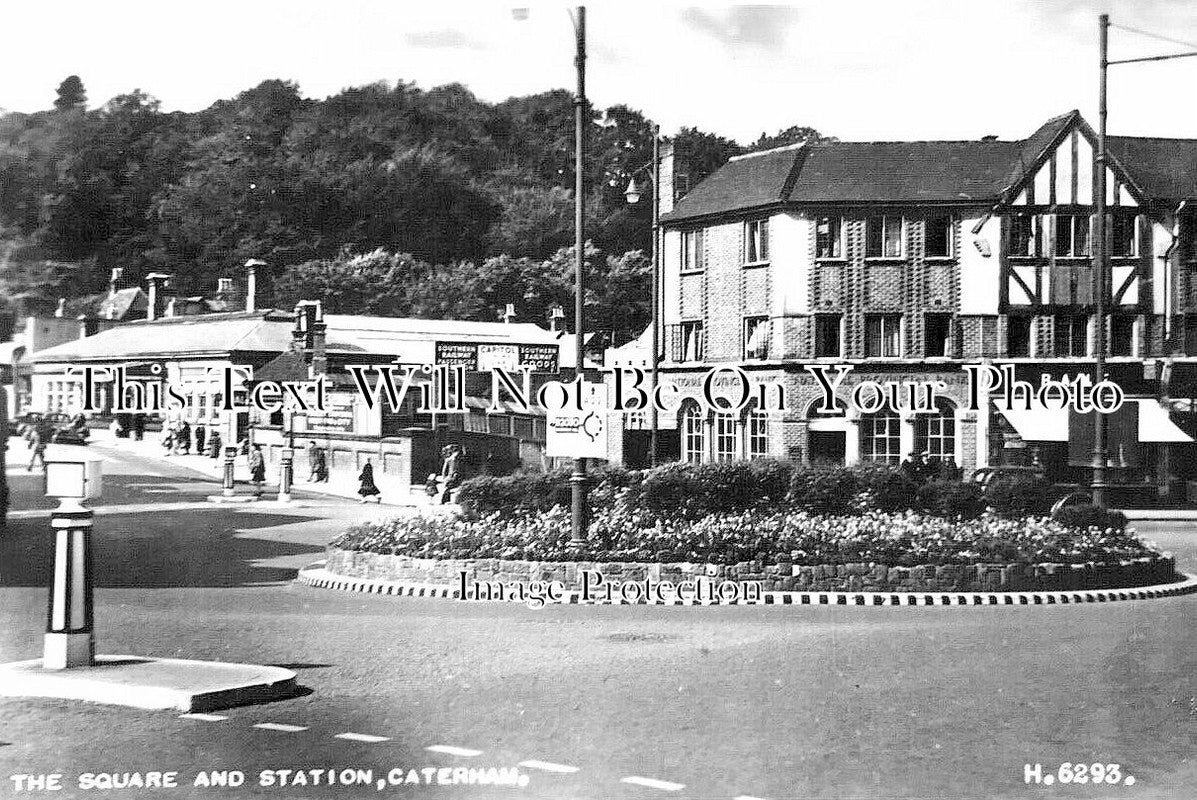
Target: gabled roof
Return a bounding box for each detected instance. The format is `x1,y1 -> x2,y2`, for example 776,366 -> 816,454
1107,136 -> 1197,202
661,110 -> 1197,223
95,287 -> 147,321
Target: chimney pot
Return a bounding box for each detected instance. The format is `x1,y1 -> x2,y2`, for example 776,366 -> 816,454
503,303 -> 517,324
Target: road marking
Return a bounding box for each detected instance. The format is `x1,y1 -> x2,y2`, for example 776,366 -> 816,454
253,723 -> 308,732
335,732 -> 390,743
426,745 -> 483,757
178,713 -> 227,722
518,760 -> 579,774
621,776 -> 685,791
734,796 -> 772,800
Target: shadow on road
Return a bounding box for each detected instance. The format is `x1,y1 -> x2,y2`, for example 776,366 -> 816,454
0,509 -> 328,589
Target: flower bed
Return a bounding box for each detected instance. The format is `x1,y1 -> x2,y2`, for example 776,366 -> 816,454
327,461 -> 1177,594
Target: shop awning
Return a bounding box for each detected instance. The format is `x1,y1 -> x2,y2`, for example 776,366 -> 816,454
992,401 -> 1068,441
994,399 -> 1193,443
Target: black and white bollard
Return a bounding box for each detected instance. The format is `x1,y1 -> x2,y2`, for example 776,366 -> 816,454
278,447 -> 293,503
42,452 -> 103,670
45,500 -> 95,669
222,446 -> 237,498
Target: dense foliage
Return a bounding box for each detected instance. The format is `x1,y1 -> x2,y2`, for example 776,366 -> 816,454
0,75 -> 828,341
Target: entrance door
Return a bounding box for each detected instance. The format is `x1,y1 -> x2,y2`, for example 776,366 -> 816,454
809,430 -> 846,465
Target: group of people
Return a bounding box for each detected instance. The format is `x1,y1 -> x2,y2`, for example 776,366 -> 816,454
160,419 -> 221,457
899,451 -> 963,484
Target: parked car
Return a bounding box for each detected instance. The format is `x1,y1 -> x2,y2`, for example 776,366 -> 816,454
969,465 -> 1046,490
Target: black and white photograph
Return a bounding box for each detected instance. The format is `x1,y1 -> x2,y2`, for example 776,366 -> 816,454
0,2 -> 1195,798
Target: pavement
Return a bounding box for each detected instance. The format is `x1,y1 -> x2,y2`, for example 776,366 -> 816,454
89,430 -> 440,508
0,444 -> 1195,799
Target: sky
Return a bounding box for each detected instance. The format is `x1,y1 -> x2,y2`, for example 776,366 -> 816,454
3,1 -> 1197,144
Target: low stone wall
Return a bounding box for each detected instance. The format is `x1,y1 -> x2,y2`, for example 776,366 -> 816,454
325,548 -> 1178,594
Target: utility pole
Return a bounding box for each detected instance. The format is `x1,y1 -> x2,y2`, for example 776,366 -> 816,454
1092,12 -> 1109,509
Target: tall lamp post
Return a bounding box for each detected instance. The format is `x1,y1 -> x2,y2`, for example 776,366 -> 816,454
569,6 -> 589,548
623,124 -> 661,467
1092,14 -> 1197,508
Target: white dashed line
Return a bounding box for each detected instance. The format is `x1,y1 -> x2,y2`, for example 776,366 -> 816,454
621,776 -> 685,791
518,760 -> 579,774
253,723 -> 308,732
334,732 -> 391,743
426,745 -> 483,757
178,713 -> 227,722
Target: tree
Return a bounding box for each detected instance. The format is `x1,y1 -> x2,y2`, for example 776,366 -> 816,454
671,127 -> 741,197
270,248 -> 424,315
746,124 -> 836,153
54,76 -> 87,112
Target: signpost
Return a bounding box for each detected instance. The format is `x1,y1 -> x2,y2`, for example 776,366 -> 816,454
545,382 -> 608,460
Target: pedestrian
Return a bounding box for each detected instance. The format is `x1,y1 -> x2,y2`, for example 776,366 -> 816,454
194,424 -> 206,455
178,420 -> 192,455
425,472 -> 441,501
208,429 -> 222,459
440,444 -> 462,504
308,440 -> 328,482
27,425 -> 46,471
162,422 -> 175,455
357,459 -> 381,503
248,444 -> 266,498
132,413 -> 145,441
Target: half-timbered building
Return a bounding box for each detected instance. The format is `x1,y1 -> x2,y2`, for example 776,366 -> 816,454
606,110 -> 1197,505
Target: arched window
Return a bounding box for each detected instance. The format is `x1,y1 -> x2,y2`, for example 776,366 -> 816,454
680,402 -> 705,463
915,398 -> 956,462
860,410 -> 901,464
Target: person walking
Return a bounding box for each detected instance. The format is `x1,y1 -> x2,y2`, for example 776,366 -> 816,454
27,425 -> 46,472
357,459 -> 382,503
248,444 -> 266,498
440,444 -> 462,504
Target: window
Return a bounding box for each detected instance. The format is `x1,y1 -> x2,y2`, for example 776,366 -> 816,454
1054,314 -> 1089,357
865,314 -> 902,358
816,216 -> 843,259
1007,316 -> 1033,357
1111,316 -> 1136,357
1054,214 -> 1091,257
747,410 -> 769,459
744,316 -> 770,360
814,315 -> 842,358
678,320 -> 705,361
915,400 -> 956,462
865,215 -> 903,258
861,412 -> 902,464
681,229 -> 705,272
745,219 -> 769,264
1111,214 -> 1138,257
681,403 -> 705,463
1186,315 -> 1197,357
924,216 -> 952,258
714,413 -> 738,462
924,313 -> 951,358
1010,214 -> 1038,257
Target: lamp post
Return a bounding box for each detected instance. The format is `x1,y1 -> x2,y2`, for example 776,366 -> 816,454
624,123 -> 661,467
568,5 -> 588,549
43,451 -> 103,669
1092,14 -> 1197,508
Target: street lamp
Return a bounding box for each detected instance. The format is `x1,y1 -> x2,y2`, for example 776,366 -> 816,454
623,123 -> 661,467
1091,14 -> 1197,508
568,6 -> 588,549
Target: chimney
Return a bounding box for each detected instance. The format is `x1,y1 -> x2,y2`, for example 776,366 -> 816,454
145,273 -> 170,321
109,267 -> 123,298
244,259 -> 265,313
76,314 -> 97,340
310,304 -> 327,378
549,305 -> 565,332
55,298 -> 66,318
503,303 -> 517,324
293,300 -> 326,376
658,140 -> 677,215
